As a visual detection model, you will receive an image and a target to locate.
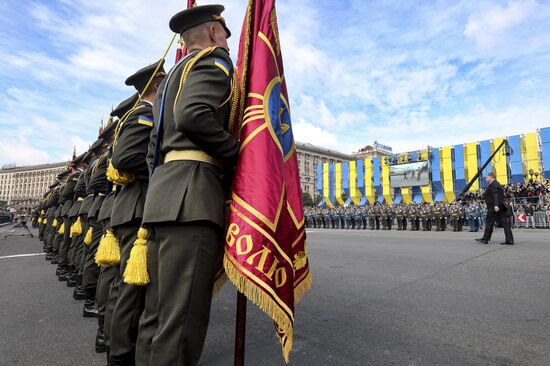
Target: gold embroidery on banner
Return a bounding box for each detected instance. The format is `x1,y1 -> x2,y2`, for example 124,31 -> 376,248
258,31 -> 280,77
287,201 -> 305,229
293,268 -> 312,304
243,109 -> 264,120
244,104 -> 263,112
225,252 -> 294,320
283,144 -> 295,163
293,251 -> 307,271
239,123 -> 267,152
290,230 -> 305,248
230,204 -> 292,265
247,92 -> 264,100
232,187 -> 285,233
241,116 -> 265,129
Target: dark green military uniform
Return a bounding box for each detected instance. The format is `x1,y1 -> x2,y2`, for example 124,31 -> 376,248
57,169 -> 82,280
138,6 -> 237,365
109,61 -> 165,365
95,95 -> 137,359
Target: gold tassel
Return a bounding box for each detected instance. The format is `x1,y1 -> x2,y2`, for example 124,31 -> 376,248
58,223 -> 65,235
106,160 -> 135,185
123,226 -> 150,285
38,217 -> 43,224
52,218 -> 58,228
44,218 -> 48,224
70,216 -> 82,237
95,229 -> 121,265
41,210 -> 45,215
83,227 -> 93,245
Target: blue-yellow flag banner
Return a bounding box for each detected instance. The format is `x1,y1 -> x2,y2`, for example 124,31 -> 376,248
225,0 -> 312,362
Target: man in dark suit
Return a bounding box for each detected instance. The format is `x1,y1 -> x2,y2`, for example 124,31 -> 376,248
137,5 -> 237,366
475,172 -> 514,245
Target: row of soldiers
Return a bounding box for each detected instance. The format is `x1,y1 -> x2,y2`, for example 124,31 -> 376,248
305,202 -> 484,232
32,5 -> 238,366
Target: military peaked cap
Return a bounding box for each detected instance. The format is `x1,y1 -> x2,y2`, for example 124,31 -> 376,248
110,93 -> 139,119
169,4 -> 231,38
71,152 -> 86,167
56,170 -> 70,180
89,138 -> 105,153
125,60 -> 166,93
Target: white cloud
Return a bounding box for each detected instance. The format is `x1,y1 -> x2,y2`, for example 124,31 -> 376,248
463,0 -> 550,58
293,119 -> 340,150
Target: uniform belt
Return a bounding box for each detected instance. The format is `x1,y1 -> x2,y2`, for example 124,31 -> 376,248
98,193 -> 105,197
77,197 -> 84,202
164,150 -> 222,169
86,193 -> 94,198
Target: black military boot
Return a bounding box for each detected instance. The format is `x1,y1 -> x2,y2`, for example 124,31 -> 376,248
106,347 -> 113,366
45,249 -> 53,261
96,314 -> 106,352
95,328 -> 106,352
73,285 -> 85,300
51,251 -> 59,264
58,265 -> 68,281
67,274 -> 77,287
110,352 -> 136,366
83,299 -> 98,318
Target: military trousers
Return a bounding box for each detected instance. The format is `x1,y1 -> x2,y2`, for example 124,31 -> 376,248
147,222 -> 220,366
135,230 -> 159,366
82,219 -> 103,295
58,217 -> 72,266
97,264 -> 117,333
110,223 -> 146,362
39,223 -> 46,241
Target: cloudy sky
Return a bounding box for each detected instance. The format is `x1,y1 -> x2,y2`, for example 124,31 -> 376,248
1,0 -> 549,166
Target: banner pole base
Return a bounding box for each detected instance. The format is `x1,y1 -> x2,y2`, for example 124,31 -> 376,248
234,291 -> 247,366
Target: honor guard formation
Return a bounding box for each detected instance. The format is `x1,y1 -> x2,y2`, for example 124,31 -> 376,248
31,5 -> 238,366
305,178 -> 550,232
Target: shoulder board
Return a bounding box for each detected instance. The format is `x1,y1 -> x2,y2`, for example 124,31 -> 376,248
214,58 -> 230,76
137,115 -> 153,127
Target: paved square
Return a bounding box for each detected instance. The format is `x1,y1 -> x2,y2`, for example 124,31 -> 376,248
1,225 -> 549,365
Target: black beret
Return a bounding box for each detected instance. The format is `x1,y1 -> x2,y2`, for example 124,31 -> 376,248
110,93 -> 139,119
170,4 -> 231,38
125,60 -> 166,93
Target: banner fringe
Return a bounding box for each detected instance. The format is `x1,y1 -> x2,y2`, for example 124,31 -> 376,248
224,254 -> 293,363
294,271 -> 312,305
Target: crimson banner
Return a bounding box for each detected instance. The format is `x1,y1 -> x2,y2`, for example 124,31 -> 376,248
224,0 -> 312,362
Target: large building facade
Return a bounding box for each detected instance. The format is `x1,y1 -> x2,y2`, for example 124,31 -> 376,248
317,127 -> 550,206
0,162 -> 68,214
295,142 -> 351,201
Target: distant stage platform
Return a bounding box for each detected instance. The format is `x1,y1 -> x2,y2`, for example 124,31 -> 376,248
1,225 -> 549,365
